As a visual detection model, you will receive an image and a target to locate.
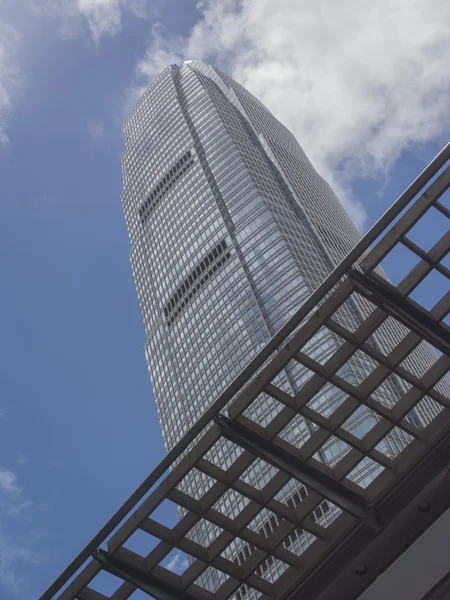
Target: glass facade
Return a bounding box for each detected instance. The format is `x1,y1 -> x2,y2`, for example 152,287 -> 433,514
121,60 -> 443,591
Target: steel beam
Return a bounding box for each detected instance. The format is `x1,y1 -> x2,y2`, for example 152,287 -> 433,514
359,165 -> 450,273
348,269 -> 450,356
422,571 -> 450,600
37,143 -> 450,600
93,548 -> 197,600
214,415 -> 382,531
286,434 -> 450,600
358,507 -> 450,600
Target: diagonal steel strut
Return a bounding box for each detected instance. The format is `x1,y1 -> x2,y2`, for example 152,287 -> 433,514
348,269 -> 450,356
94,548 -> 197,600
214,414 -> 382,531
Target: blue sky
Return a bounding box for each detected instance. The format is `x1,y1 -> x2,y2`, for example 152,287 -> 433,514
0,1 -> 449,599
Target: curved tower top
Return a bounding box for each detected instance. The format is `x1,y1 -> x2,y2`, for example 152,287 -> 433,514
122,60 -> 439,466
121,60 -> 443,590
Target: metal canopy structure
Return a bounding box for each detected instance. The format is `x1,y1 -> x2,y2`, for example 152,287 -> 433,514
39,143 -> 450,600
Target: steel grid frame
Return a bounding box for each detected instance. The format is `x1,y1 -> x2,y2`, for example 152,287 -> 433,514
39,143 -> 450,600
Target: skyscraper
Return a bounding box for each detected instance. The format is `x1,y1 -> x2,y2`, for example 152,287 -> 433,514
121,60 -> 442,588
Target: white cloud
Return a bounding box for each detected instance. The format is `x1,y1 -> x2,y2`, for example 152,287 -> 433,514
0,528 -> 35,595
0,470 -> 39,595
87,119 -> 105,142
127,23 -> 185,114
165,552 -> 188,574
0,470 -> 21,495
0,469 -> 34,518
135,0 -> 450,229
35,0 -> 147,41
136,24 -> 185,81
16,453 -> 28,466
6,501 -> 33,518
0,23 -> 21,147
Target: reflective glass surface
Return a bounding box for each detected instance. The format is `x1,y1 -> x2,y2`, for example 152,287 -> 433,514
122,61 -> 443,590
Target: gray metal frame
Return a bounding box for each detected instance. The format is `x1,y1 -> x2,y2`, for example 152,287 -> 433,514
358,508 -> 450,600
39,143 -> 450,600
